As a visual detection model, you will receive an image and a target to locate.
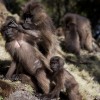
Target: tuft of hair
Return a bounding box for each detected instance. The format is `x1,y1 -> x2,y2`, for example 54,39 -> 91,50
0,80 -> 15,97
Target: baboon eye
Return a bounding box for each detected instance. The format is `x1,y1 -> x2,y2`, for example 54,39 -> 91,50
23,13 -> 32,20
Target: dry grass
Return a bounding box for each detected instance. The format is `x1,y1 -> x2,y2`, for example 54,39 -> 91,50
65,62 -> 100,100
0,38 -> 11,60
0,39 -> 100,100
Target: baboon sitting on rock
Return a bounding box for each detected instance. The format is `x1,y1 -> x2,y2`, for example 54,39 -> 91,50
1,16 -> 52,94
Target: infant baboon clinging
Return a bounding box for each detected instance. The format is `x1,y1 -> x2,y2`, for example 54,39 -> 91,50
62,13 -> 94,54
1,16 -> 52,94
46,56 -> 82,100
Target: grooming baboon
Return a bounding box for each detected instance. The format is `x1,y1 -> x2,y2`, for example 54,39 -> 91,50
46,56 -> 82,100
1,16 -> 52,94
21,0 -> 58,60
62,13 -> 94,53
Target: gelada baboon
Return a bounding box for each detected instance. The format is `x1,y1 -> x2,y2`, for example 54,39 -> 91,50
46,56 -> 82,100
61,13 -> 94,53
21,0 -> 58,60
1,16 -> 52,94
63,23 -> 80,56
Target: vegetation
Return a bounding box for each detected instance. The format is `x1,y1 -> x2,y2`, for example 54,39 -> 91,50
4,0 -> 100,28
0,0 -> 100,99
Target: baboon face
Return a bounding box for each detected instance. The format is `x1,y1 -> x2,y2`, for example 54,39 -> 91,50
22,12 -> 33,29
50,56 -> 64,72
50,59 -> 59,72
1,17 -> 18,41
21,1 -> 43,29
1,27 -> 14,41
22,11 -> 33,24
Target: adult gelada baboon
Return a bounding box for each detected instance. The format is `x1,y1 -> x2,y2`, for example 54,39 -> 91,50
63,23 -> 80,56
46,56 -> 82,100
61,13 -> 94,53
21,0 -> 58,60
1,16 -> 52,94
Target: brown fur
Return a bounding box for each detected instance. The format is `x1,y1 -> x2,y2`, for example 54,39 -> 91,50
1,17 -> 51,94
12,74 -> 36,88
18,74 -> 43,92
64,23 -> 80,55
0,80 -> 15,97
21,1 -> 58,60
62,13 -> 94,53
47,56 -> 82,100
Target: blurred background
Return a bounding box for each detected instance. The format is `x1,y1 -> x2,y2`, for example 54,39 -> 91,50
3,0 -> 100,26
1,0 -> 100,38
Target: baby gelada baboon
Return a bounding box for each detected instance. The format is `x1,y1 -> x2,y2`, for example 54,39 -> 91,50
46,56 -> 82,100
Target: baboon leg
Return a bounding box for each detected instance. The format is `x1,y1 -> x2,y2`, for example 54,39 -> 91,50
18,74 -> 37,90
6,61 -> 16,79
35,69 -> 50,94
78,29 -> 85,49
47,49 -> 53,61
68,85 -> 82,100
85,33 -> 93,52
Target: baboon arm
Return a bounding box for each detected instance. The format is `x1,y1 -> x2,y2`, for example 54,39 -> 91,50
6,61 -> 16,79
49,73 -> 64,98
17,25 -> 41,38
35,69 -> 50,94
25,30 -> 41,38
50,83 -> 61,97
34,47 -> 52,72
